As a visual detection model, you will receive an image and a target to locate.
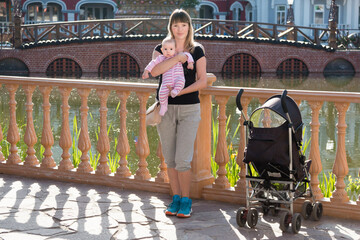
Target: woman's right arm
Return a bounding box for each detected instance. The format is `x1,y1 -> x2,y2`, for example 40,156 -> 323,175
150,51 -> 187,77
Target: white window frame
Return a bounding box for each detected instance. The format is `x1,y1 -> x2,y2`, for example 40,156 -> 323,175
276,5 -> 286,25
233,7 -> 242,21
0,1 -> 8,22
314,4 -> 324,25
80,4 -> 113,20
246,4 -> 253,22
27,3 -> 62,23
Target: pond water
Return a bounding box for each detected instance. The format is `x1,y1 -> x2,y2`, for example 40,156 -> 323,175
213,73 -> 360,179
0,73 -> 359,179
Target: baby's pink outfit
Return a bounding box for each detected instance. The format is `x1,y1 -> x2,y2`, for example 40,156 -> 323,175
145,52 -> 194,116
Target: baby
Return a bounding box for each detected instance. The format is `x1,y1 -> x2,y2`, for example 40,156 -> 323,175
142,37 -> 194,116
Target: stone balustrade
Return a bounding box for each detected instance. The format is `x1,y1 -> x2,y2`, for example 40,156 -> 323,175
0,74 -> 359,220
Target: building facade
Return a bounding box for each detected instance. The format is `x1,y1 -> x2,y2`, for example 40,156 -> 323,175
197,0 -> 360,30
0,0 -> 359,32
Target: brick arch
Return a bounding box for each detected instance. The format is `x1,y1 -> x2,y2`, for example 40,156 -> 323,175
323,58 -> 355,77
222,53 -> 261,75
46,58 -> 82,78
0,58 -> 29,76
276,58 -> 309,77
98,52 -> 140,79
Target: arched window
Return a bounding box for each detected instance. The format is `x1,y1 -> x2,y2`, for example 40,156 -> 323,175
79,3 -> 114,20
0,0 -> 9,22
245,4 -> 253,22
99,53 -> 140,78
230,2 -> 243,21
27,3 -> 62,24
323,58 -> 355,77
222,53 -> 261,75
46,58 -> 82,78
0,58 -> 29,76
277,58 -> 308,75
199,5 -> 214,19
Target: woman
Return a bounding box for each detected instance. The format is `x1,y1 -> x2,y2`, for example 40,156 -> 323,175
150,9 -> 207,218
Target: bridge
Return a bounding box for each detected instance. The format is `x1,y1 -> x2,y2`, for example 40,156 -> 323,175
0,18 -> 359,77
17,18 -> 335,49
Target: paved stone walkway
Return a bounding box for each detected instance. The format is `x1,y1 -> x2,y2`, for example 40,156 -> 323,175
0,174 -> 359,240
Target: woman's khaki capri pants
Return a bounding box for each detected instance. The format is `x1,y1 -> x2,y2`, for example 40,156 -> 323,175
157,104 -> 201,172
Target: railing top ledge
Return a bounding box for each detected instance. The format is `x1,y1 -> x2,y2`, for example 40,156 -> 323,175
1,75 -> 358,103
202,86 -> 360,103
0,75 -> 158,92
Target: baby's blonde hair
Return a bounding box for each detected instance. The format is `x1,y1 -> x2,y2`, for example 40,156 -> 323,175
162,37 -> 176,46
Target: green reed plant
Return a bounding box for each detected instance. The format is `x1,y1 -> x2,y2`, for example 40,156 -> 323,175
319,172 -> 336,198
71,115 -> 82,168
347,175 -> 360,201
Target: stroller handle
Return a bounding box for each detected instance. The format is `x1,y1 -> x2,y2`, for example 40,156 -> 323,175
281,90 -> 288,113
236,89 -> 244,111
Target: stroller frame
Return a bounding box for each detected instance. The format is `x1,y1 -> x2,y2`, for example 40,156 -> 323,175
235,89 -> 323,233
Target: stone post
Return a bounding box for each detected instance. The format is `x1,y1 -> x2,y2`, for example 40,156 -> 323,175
190,73 -> 216,198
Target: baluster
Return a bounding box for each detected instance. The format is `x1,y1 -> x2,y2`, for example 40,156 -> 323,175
77,88 -> 93,173
262,109 -> 272,127
135,92 -> 151,180
115,91 -> 131,178
308,101 -> 324,199
213,96 -> 230,189
258,98 -> 271,127
96,89 -> 111,175
58,87 -> 74,171
235,97 -> 251,194
331,102 -> 350,203
155,141 -> 169,183
39,86 -> 56,168
23,85 -> 39,166
6,84 -> 20,164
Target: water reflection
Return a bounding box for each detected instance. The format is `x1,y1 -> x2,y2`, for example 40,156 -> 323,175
214,73 -> 360,92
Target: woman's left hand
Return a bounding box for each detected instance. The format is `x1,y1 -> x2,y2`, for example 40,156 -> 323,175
176,52 -> 188,64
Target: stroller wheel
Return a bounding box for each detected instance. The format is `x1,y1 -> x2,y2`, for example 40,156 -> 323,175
280,212 -> 291,232
247,208 -> 258,228
236,207 -> 247,227
291,213 -> 301,234
301,200 -> 313,220
311,202 -> 323,221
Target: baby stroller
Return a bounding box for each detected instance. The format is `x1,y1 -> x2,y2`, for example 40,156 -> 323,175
235,89 -> 323,233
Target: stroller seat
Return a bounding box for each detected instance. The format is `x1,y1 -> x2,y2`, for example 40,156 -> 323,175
243,94 -> 305,181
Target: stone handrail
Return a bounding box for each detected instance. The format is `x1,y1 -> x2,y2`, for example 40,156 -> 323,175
0,75 -> 359,220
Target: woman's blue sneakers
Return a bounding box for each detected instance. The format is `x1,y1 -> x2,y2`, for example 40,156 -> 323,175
165,195 -> 181,216
176,197 -> 192,218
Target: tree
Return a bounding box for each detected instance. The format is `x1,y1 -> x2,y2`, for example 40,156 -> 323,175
180,0 -> 199,10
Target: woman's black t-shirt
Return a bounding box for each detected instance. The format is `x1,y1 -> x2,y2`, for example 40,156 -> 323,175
154,44 -> 205,105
